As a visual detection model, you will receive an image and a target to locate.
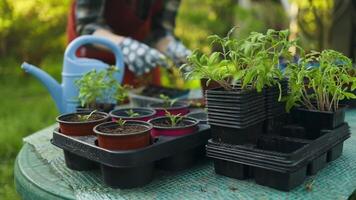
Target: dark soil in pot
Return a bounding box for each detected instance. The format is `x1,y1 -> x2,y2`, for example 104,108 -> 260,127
94,121 -> 152,150
109,108 -> 156,122
76,103 -> 116,113
149,101 -> 190,116
56,111 -> 109,136
148,116 -> 198,137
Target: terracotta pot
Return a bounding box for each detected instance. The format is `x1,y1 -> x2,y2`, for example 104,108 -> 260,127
148,116 -> 198,137
56,111 -> 109,136
149,102 -> 190,117
94,121 -> 152,150
109,107 -> 156,122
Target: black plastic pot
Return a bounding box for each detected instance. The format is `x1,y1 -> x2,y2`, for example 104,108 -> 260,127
51,124 -> 211,188
187,111 -> 208,124
292,105 -> 347,139
210,122 -> 264,145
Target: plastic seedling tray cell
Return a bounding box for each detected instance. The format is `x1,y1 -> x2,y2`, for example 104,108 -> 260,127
327,142 -> 344,162
51,124 -> 211,188
63,150 -> 99,171
263,114 -> 292,134
213,159 -> 252,180
210,122 -> 264,145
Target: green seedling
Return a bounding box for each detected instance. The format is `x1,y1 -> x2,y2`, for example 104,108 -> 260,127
75,66 -> 128,109
305,178 -> 315,192
77,110 -> 97,121
125,109 -> 140,117
165,110 -> 184,127
159,94 -> 178,108
181,28 -> 299,98
284,49 -> 356,112
116,118 -> 126,127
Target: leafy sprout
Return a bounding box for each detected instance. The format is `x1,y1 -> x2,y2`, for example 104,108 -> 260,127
159,94 -> 178,108
76,110 -> 97,121
164,110 -> 184,127
181,28 -> 300,96
116,118 -> 127,127
75,66 -> 128,109
284,49 -> 356,112
125,109 -> 140,118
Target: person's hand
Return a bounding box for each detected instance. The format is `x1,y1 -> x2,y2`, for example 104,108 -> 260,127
119,38 -> 168,76
163,37 -> 191,67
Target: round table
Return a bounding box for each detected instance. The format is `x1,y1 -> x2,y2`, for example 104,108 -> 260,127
15,144 -> 75,200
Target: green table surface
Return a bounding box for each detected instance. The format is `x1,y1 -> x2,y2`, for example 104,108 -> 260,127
15,111 -> 356,200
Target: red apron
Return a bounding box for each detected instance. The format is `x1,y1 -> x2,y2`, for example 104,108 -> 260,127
66,0 -> 162,87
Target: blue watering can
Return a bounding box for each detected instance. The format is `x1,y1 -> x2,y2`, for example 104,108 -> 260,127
21,36 -> 124,114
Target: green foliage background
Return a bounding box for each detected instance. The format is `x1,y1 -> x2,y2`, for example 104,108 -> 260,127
0,0 -> 334,199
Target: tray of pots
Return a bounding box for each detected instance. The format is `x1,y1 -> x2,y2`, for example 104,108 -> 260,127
181,28 -> 356,191
52,109 -> 211,188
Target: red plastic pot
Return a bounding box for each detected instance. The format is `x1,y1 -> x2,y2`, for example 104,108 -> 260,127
148,116 -> 199,137
56,111 -> 109,136
149,102 -> 190,117
109,108 -> 156,122
94,121 -> 152,150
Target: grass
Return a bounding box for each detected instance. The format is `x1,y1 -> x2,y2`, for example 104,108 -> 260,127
0,56 -> 60,200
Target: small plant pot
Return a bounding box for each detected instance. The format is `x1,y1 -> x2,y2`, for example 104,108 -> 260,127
187,111 -> 208,124
76,103 -> 116,113
149,102 -> 190,117
292,105 -> 347,139
109,107 -> 156,122
94,121 -> 152,150
210,122 -> 264,145
56,111 -> 109,136
148,116 -> 199,137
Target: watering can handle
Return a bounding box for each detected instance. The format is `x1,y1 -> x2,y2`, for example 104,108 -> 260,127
64,35 -> 124,83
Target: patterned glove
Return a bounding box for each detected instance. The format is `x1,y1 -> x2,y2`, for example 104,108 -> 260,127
164,37 -> 192,68
119,38 -> 168,76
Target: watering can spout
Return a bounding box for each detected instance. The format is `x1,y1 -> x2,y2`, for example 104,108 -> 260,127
21,62 -> 64,112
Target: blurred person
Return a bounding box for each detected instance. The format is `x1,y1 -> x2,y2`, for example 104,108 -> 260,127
67,0 -> 191,86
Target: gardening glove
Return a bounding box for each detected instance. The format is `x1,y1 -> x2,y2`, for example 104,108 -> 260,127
163,36 -> 192,70
119,38 -> 168,76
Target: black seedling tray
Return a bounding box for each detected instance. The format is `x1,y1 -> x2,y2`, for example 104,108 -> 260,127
207,108 -> 266,118
207,113 -> 266,125
210,122 -> 264,145
206,87 -> 264,97
208,124 -> 349,161
51,124 -> 211,188
208,115 -> 266,129
206,123 -> 351,191
205,99 -> 265,108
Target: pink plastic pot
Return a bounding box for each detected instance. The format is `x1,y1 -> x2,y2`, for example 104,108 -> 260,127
148,116 -> 199,137
149,102 -> 190,117
110,107 -> 156,122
